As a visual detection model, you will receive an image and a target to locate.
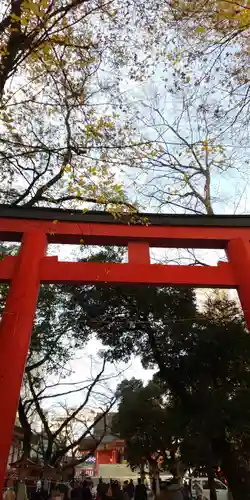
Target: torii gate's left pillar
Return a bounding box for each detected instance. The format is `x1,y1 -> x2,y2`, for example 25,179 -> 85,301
0,231 -> 47,494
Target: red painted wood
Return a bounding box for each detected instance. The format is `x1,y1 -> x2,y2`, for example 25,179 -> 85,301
0,255 -> 234,289
0,232 -> 47,493
1,217 -> 250,248
128,242 -> 150,264
111,449 -> 118,464
227,238 -> 250,330
0,256 -> 16,282
95,452 -> 99,476
39,259 -> 235,288
96,450 -> 113,465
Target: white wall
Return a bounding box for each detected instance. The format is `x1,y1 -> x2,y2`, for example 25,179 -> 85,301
98,464 -> 138,480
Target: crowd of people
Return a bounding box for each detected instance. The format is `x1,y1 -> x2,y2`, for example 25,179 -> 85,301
72,477 -> 193,500
96,478 -> 148,500
3,475 -> 204,500
3,477 -> 147,500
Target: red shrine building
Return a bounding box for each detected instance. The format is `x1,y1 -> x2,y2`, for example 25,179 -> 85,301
94,413 -> 125,467
77,413 -> 126,477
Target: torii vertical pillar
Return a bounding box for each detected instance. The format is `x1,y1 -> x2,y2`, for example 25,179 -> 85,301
227,238 -> 250,331
0,232 -> 47,494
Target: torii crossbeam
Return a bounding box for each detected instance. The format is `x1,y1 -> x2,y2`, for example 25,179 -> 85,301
1,205 -> 250,491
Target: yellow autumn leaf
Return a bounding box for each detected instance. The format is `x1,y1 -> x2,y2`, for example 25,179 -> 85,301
195,26 -> 205,33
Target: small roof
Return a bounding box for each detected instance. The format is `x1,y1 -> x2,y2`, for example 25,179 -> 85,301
10,457 -> 42,469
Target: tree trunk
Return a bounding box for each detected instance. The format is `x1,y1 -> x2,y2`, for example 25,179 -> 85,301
18,399 -> 32,459
140,463 -> 145,482
151,466 -> 160,497
155,474 -> 160,497
149,461 -> 161,497
212,436 -> 250,500
44,438 -> 54,466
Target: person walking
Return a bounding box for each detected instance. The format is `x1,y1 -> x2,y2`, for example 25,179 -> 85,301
192,481 -> 204,500
97,479 -> 104,498
123,481 -> 129,500
126,481 -> 134,500
71,482 -> 83,500
111,481 -> 124,500
82,480 -> 92,500
134,479 -> 147,500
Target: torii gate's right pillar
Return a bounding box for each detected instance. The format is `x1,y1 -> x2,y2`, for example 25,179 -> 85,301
227,238 -> 250,331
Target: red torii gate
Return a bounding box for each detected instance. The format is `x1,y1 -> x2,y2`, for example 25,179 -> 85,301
0,205 -> 250,492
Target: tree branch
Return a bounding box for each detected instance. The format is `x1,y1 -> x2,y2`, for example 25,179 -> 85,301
52,357 -> 107,440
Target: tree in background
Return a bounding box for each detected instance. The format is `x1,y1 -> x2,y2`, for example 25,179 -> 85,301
168,0 -> 250,119
113,377 -> 219,495
68,251 -> 197,366
113,378 -> 173,485
132,94 -> 242,216
22,353 -> 118,468
116,0 -> 250,218
0,0 -> 158,214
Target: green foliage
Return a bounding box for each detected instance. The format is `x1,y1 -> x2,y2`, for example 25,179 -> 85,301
114,376 -> 217,475
27,283 -> 89,377
113,378 -> 170,470
69,270 -> 197,367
